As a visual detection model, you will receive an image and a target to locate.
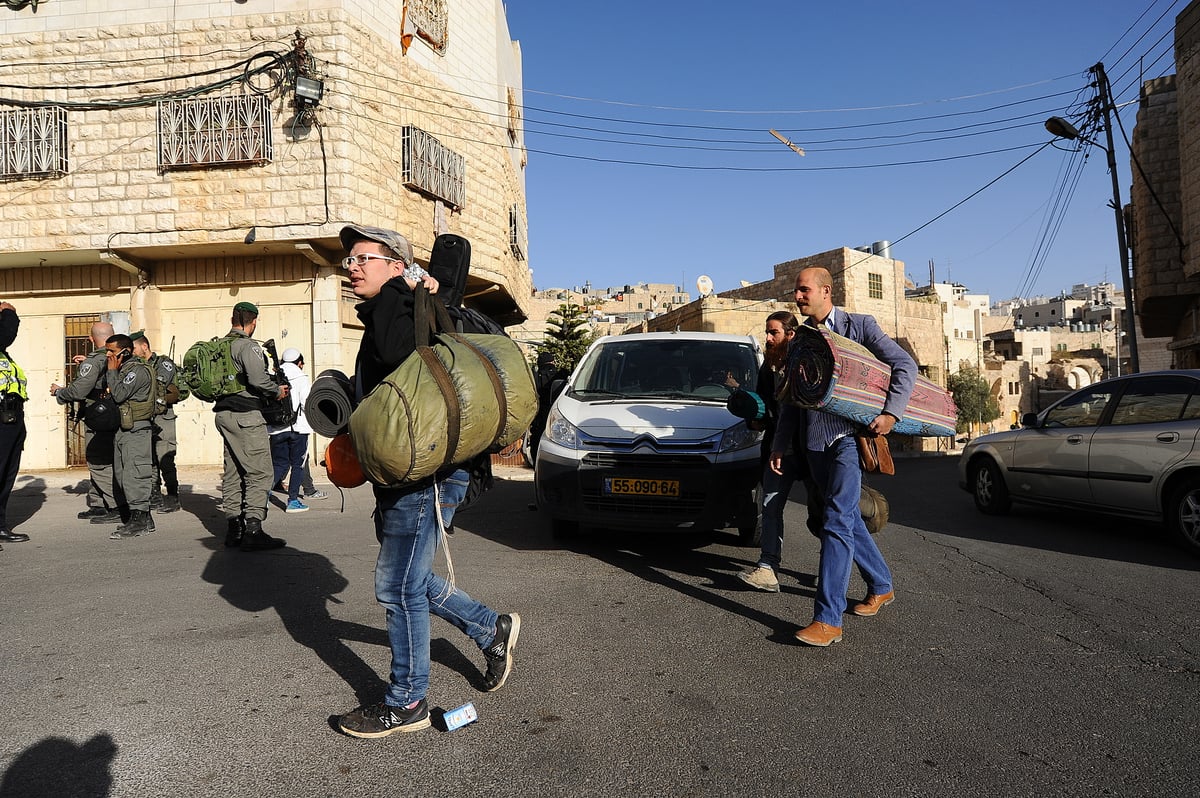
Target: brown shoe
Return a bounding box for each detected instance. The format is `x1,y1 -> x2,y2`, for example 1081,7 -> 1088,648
852,590 -> 896,617
794,621 -> 843,647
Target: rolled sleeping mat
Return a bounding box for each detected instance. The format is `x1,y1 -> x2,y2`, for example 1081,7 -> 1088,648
725,388 -> 767,421
784,324 -> 957,437
305,369 -> 355,437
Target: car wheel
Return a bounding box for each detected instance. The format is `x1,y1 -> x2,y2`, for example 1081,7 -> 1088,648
971,457 -> 1011,515
736,485 -> 762,546
1168,479 -> 1200,555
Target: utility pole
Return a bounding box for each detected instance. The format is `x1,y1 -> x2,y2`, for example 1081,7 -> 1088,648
1093,62 -> 1140,374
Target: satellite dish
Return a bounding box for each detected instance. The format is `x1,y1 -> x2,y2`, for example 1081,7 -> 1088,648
739,279 -> 752,288
696,275 -> 713,297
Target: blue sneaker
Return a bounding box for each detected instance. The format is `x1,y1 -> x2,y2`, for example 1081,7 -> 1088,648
285,499 -> 310,513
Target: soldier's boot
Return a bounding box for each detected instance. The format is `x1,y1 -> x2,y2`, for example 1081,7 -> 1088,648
149,493 -> 163,510
110,510 -> 152,539
159,493 -> 181,513
240,517 -> 286,552
224,516 -> 246,548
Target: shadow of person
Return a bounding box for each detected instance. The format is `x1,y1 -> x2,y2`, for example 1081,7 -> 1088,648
200,545 -> 390,704
177,485 -> 228,538
0,732 -> 117,798
566,530 -> 810,644
7,476 -> 46,530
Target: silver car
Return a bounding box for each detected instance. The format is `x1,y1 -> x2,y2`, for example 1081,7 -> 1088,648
958,370 -> 1200,555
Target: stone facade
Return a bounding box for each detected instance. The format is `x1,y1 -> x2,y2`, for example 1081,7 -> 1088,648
0,1 -> 532,468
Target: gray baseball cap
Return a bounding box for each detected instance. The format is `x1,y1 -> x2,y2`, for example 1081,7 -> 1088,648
339,224 -> 414,266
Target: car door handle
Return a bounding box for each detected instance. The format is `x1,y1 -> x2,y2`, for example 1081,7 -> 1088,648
1157,432 -> 1180,443
1067,434 -> 1084,444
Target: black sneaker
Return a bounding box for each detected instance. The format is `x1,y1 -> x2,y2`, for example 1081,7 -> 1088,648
338,700 -> 431,738
77,507 -> 106,520
88,509 -> 123,525
481,613 -> 521,692
158,494 -> 181,513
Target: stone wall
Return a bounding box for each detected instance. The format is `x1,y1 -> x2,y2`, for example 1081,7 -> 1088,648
0,1 -> 533,468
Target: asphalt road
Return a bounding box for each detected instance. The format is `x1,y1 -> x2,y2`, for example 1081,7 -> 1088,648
0,457 -> 1196,797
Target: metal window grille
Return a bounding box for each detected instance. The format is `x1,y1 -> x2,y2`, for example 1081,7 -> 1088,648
868,272 -> 884,299
157,94 -> 272,172
401,125 -> 465,210
0,106 -> 68,181
509,204 -> 526,261
406,0 -> 448,54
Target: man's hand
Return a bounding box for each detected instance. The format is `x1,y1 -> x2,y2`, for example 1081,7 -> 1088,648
277,384 -> 290,402
0,302 -> 14,313
868,413 -> 897,436
71,354 -> 86,365
105,350 -> 122,370
49,383 -> 60,396
768,450 -> 785,475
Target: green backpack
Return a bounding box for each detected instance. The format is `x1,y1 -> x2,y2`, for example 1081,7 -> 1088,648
180,335 -> 247,402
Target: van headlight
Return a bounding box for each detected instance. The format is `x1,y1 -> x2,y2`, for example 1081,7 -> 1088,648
544,406 -> 580,449
719,420 -> 761,453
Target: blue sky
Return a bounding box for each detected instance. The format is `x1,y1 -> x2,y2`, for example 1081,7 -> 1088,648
502,0 -> 1182,303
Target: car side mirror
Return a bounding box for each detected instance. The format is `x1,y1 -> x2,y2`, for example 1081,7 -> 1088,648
550,378 -> 566,401
1021,412 -> 1039,428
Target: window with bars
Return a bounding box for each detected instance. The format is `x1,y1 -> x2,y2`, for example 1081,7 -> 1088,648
401,125 -> 465,209
509,204 -> 526,261
0,106 -> 68,181
157,94 -> 272,171
868,272 -> 884,299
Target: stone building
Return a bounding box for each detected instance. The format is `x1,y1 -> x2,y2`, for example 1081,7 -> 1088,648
1128,1 -> 1200,367
0,0 -> 532,468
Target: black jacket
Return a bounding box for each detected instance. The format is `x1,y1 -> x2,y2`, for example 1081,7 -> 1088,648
354,275 -> 418,399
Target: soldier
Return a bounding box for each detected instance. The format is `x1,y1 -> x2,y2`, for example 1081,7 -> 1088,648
214,301 -> 288,551
131,331 -> 183,513
105,333 -> 157,539
50,321 -> 120,526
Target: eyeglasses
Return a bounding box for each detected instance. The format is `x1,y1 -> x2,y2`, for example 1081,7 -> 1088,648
340,253 -> 399,270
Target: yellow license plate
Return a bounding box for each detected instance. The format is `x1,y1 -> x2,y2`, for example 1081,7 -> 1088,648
604,477 -> 680,497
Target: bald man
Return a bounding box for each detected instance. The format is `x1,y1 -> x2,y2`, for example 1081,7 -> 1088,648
770,267 -> 916,647
51,321 -> 120,526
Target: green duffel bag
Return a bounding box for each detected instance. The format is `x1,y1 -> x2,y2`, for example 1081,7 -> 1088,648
349,288 -> 537,488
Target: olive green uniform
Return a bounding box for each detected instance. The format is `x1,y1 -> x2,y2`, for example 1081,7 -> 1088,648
53,349 -> 116,512
147,353 -> 181,498
213,331 -> 278,523
108,358 -> 155,515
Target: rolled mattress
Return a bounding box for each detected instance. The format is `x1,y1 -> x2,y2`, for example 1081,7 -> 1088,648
784,324 -> 956,437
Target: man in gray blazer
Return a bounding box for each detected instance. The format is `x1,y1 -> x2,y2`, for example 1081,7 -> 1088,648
770,266 -> 916,646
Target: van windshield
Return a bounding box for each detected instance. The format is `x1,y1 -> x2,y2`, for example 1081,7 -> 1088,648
571,338 -> 759,401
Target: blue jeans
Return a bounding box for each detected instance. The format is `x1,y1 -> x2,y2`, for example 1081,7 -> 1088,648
373,468 -> 498,706
270,431 -> 308,504
806,437 -> 893,626
757,452 -> 802,571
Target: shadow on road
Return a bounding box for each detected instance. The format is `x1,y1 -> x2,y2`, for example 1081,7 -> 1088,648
0,732 -> 116,798
7,475 -> 47,530
880,457 -> 1200,571
200,541 -> 390,704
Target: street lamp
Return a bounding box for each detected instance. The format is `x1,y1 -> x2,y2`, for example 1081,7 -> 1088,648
1044,63 -> 1139,372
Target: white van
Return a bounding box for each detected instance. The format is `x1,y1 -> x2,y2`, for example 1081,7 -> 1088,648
534,331 -> 763,539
